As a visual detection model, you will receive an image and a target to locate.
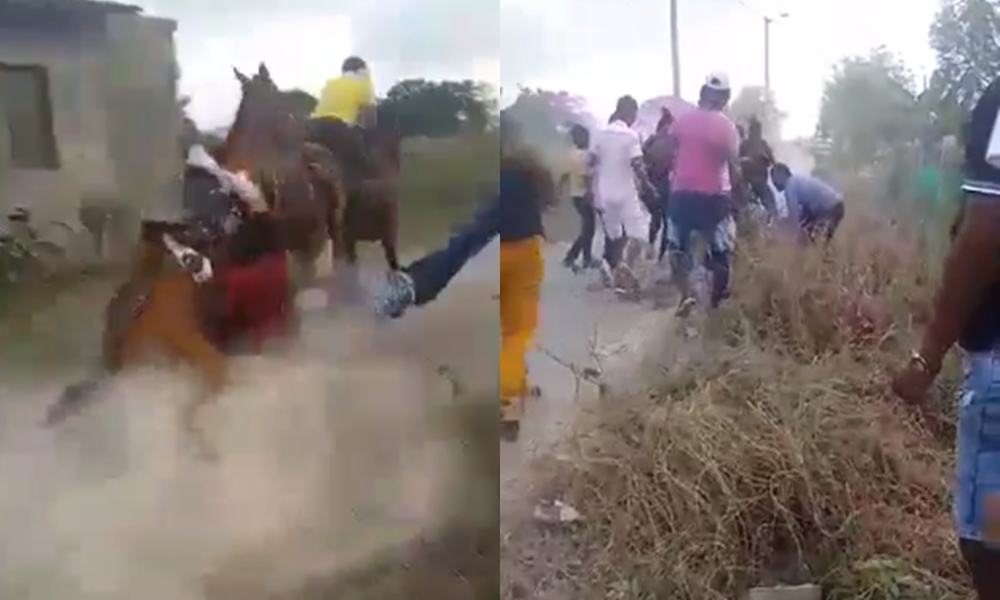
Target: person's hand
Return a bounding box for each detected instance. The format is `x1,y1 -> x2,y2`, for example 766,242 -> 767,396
891,353 -> 939,405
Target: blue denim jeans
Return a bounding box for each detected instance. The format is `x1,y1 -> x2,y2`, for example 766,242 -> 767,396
956,352 -> 1000,542
667,191 -> 731,307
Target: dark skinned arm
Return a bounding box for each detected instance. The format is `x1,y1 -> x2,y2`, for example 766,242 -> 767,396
919,197 -> 1000,372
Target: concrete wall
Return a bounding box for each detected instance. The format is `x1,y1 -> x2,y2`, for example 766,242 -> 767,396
0,25 -> 115,224
0,14 -> 179,260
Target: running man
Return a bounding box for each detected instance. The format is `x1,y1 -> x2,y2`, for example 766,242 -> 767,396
644,108 -> 675,262
770,163 -> 845,243
591,95 -> 657,293
739,117 -> 777,219
562,124 -> 598,272
666,72 -> 742,314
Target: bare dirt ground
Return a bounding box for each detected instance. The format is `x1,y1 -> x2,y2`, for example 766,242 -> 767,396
0,210 -> 661,598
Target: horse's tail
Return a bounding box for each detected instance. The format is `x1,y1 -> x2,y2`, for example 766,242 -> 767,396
43,376 -> 107,427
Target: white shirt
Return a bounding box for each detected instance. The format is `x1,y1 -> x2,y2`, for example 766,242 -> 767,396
592,120 -> 643,206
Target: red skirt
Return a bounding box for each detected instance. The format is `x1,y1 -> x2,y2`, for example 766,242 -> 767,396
218,253 -> 291,351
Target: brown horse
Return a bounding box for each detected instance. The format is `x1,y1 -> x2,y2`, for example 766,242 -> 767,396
226,63 -> 401,291
45,202 -> 291,458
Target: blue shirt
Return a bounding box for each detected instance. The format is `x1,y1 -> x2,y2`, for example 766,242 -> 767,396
783,173 -> 843,223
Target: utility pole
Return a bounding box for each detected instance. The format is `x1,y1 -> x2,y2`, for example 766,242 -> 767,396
763,16 -> 772,95
670,0 -> 681,96
763,12 -> 788,97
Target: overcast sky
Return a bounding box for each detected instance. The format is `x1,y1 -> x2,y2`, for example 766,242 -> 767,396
138,0 -> 938,138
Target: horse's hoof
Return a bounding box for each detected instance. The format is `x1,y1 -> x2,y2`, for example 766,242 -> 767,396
500,420 -> 520,443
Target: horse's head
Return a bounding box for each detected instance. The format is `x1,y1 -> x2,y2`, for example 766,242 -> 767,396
226,63 -> 305,175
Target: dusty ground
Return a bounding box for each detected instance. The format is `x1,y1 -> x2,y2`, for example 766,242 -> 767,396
0,208 -> 662,598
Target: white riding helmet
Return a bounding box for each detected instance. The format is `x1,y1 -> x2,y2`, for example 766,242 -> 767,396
704,71 -> 731,92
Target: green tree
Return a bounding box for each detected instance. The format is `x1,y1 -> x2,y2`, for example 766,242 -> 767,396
729,85 -> 786,140
381,79 -> 493,138
816,47 -> 922,174
928,0 -> 1000,113
499,87 -> 589,150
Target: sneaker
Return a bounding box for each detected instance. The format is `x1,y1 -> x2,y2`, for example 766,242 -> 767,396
613,262 -> 640,295
373,270 -> 415,319
676,296 -> 698,318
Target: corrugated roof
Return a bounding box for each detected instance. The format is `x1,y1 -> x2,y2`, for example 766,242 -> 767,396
0,0 -> 142,13
0,0 -> 143,30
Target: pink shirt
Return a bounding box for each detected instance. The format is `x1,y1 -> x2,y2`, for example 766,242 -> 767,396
669,108 -> 739,195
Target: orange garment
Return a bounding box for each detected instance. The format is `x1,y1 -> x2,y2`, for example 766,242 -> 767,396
499,236 -> 544,410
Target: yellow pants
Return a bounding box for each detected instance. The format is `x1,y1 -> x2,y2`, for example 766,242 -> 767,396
499,236 -> 544,407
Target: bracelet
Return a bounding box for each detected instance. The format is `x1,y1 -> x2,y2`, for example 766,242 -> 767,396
910,351 -> 931,374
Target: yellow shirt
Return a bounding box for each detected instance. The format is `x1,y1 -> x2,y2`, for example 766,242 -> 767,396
565,148 -> 590,198
311,73 -> 375,125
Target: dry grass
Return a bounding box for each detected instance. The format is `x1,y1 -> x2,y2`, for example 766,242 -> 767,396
511,211 -> 970,600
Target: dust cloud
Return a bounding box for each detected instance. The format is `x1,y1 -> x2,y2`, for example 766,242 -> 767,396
0,292 -> 498,599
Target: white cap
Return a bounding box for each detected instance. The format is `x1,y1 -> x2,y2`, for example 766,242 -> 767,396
704,71 -> 731,91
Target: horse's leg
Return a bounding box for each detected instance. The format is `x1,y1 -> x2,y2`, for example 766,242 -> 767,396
163,326 -> 226,459
342,233 -> 364,304
152,277 -> 227,459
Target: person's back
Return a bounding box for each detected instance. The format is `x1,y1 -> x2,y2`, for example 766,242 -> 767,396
312,60 -> 375,126
670,107 -> 739,195
565,146 -> 590,200
785,172 -> 842,216
593,120 -> 642,202
490,152 -> 547,243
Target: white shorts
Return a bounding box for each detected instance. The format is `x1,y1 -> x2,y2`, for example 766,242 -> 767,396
599,198 -> 649,241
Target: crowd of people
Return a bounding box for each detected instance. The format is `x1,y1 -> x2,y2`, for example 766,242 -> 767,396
353,58 -> 1000,599
369,69 -> 851,440
175,53 -> 1000,598
559,72 -> 847,313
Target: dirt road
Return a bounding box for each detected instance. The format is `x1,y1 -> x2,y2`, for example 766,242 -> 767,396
0,231 -> 660,598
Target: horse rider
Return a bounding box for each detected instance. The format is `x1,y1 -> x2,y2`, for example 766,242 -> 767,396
372,115 -> 549,441
739,116 -> 777,219
643,107 -> 675,262
769,162 -> 845,243
306,56 -> 378,180
592,95 -> 657,293
665,71 -> 742,315
891,74 -> 1000,600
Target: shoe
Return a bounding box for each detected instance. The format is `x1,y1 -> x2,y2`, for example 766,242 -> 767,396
676,296 -> 698,317
500,396 -> 524,442
373,270 -> 415,319
613,262 -> 640,294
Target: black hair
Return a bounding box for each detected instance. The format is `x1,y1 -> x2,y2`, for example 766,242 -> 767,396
342,56 -> 368,73
771,162 -> 791,177
569,124 -> 590,149
615,95 -> 638,114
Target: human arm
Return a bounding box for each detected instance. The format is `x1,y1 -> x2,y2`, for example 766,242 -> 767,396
628,132 -> 657,203
917,196 -> 1000,372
